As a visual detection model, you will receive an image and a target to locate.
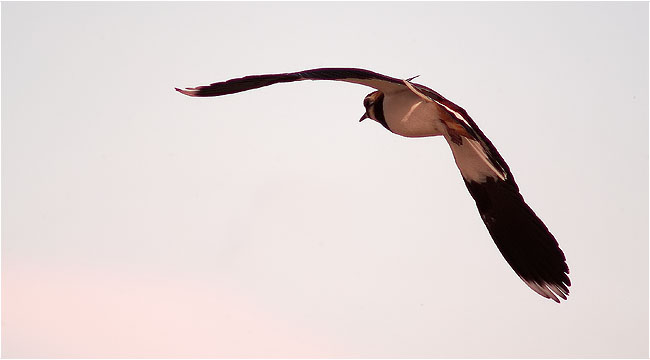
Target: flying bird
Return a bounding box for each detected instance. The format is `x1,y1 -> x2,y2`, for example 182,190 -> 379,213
176,67 -> 570,302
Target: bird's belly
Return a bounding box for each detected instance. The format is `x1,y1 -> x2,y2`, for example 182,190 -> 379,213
383,93 -> 446,138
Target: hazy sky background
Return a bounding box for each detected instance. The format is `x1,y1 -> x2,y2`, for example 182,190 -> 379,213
2,2 -> 648,358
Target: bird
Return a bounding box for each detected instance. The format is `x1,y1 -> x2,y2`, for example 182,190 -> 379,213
175,67 -> 570,302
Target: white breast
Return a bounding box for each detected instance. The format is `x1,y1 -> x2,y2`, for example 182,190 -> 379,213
382,88 -> 506,183
382,90 -> 446,138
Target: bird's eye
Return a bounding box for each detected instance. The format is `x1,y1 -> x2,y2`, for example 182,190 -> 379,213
363,98 -> 371,107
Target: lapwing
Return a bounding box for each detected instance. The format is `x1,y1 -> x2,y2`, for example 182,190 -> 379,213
176,67 -> 571,302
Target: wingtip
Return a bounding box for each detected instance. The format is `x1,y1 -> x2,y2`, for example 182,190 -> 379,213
521,277 -> 570,303
175,87 -> 199,97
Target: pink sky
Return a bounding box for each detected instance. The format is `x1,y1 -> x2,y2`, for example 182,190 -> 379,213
3,260 -> 328,358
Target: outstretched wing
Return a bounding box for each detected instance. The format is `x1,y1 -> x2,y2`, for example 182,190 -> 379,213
176,67 -> 407,97
405,81 -> 571,302
463,177 -> 570,302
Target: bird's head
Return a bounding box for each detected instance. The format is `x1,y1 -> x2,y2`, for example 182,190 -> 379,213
359,91 -> 389,131
359,91 -> 384,122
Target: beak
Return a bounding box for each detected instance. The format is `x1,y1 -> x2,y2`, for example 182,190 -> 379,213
359,113 -> 369,122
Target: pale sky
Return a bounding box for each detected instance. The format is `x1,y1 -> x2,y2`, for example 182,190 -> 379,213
2,2 -> 648,358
